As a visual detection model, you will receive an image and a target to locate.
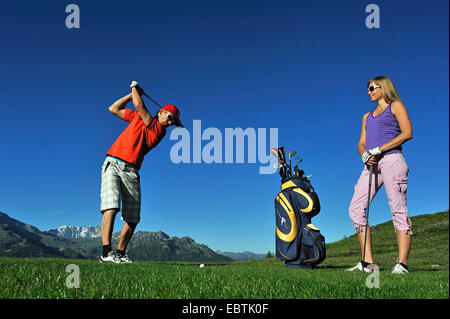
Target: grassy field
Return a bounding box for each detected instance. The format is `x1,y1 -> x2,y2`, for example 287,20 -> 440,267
0,211 -> 448,299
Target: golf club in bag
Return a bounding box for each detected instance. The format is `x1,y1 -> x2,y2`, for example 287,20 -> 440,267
272,147 -> 326,269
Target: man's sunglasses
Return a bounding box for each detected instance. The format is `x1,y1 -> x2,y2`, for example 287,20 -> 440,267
368,85 -> 381,92
167,114 -> 175,122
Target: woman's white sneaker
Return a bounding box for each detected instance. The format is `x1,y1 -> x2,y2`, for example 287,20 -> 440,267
392,263 -> 409,274
99,251 -> 121,264
346,262 -> 377,273
118,253 -> 133,264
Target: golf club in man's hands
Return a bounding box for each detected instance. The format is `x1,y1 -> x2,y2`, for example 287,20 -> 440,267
130,81 -> 163,109
129,81 -> 184,128
130,81 -> 145,95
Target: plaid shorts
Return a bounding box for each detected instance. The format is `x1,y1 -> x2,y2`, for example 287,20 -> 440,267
100,156 -> 141,224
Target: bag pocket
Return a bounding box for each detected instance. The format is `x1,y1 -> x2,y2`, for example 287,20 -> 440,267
299,224 -> 326,268
308,191 -> 321,217
275,193 -> 299,261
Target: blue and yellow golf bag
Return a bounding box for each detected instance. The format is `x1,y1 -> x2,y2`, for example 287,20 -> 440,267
275,176 -> 326,269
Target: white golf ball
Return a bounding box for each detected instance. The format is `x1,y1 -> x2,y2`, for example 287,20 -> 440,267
199,264 -> 205,268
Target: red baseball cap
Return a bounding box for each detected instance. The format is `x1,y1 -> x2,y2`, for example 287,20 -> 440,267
162,104 -> 183,128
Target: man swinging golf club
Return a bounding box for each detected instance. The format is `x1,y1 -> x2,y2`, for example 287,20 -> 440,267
99,81 -> 183,263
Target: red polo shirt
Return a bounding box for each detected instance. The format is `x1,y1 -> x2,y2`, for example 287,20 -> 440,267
106,109 -> 166,170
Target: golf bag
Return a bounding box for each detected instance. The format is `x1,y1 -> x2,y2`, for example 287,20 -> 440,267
275,176 -> 326,269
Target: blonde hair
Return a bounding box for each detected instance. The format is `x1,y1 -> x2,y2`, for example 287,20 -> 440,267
367,76 -> 401,103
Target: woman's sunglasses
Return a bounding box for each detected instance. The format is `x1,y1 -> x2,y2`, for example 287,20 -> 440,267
368,85 -> 381,92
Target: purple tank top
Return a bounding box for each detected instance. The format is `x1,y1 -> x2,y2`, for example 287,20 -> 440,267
365,103 -> 402,155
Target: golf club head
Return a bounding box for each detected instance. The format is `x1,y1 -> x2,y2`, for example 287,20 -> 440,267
273,163 -> 283,168
296,156 -> 303,164
270,148 -> 279,158
288,150 -> 297,160
306,174 -> 312,179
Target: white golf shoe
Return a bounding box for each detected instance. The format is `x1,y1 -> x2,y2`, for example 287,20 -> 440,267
392,262 -> 409,274
117,253 -> 133,264
99,251 -> 121,264
346,262 -> 378,273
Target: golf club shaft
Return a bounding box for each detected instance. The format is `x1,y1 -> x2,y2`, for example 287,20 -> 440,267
142,92 -> 163,109
362,164 -> 373,271
289,158 -> 292,176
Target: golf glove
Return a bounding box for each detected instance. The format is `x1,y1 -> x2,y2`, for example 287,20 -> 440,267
361,147 -> 382,163
361,151 -> 371,163
130,81 -> 144,95
368,147 -> 382,156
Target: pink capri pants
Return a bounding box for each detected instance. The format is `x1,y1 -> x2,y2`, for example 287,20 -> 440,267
349,153 -> 412,233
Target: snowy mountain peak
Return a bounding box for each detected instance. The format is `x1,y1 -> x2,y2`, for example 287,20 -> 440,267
45,225 -> 101,238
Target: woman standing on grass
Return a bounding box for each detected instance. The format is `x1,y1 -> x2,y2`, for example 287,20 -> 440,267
347,75 -> 413,274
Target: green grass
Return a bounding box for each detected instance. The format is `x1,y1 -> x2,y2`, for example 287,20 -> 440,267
0,211 -> 448,299
323,210 -> 449,270
0,257 -> 447,299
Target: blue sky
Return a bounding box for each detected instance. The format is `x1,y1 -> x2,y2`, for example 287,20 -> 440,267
0,0 -> 448,254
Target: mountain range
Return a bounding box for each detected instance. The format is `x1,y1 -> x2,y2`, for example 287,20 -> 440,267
216,250 -> 268,261
0,212 -> 232,262
0,213 -> 270,262
45,225 -> 101,239
43,226 -> 270,260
